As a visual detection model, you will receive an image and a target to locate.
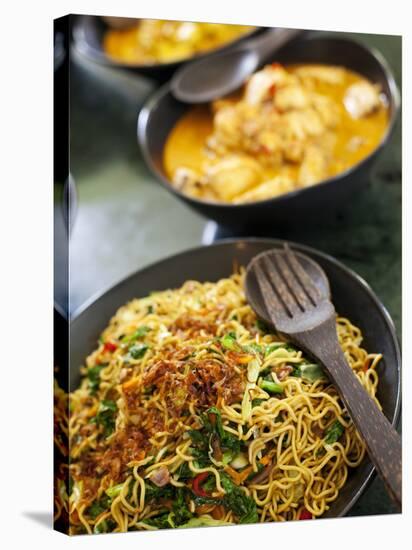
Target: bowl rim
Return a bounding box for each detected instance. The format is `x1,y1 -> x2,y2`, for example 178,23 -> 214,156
70,237 -> 401,517
137,34 -> 401,210
71,14 -> 262,71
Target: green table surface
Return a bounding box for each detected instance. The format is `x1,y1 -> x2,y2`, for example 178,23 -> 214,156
65,29 -> 401,518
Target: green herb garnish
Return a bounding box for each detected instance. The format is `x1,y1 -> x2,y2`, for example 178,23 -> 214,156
91,400 -> 118,437
220,332 -> 241,351
122,326 -> 150,344
87,495 -> 111,519
220,473 -> 258,524
324,420 -> 344,444
87,364 -> 106,395
129,343 -> 149,359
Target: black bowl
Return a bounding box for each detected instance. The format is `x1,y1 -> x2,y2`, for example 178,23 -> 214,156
72,15 -> 262,82
54,31 -> 65,73
138,35 -> 400,227
70,238 -> 401,519
54,305 -> 69,392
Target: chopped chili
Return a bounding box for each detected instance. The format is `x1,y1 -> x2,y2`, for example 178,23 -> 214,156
103,342 -> 118,353
299,508 -> 312,520
192,472 -> 210,498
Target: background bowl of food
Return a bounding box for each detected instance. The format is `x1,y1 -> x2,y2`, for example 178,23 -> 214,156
72,15 -> 261,81
69,239 -> 401,526
138,35 -> 400,228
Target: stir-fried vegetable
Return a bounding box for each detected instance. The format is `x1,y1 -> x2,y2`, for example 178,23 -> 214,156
121,326 -> 151,344
87,495 -> 111,519
266,343 -> 297,355
246,462 -> 265,482
176,461 -> 195,480
221,333 -> 266,357
145,480 -> 174,501
299,508 -> 312,520
103,341 -> 117,353
144,514 -> 171,529
243,343 -> 264,354
171,488 -> 193,526
87,364 -> 106,395
260,379 -> 283,394
93,518 -> 116,534
192,472 -> 211,498
292,363 -> 326,382
264,343 -> 285,356
142,487 -> 192,529
220,332 -> 241,351
189,471 -> 258,523
91,400 -> 118,437
105,483 -> 124,499
324,420 -> 344,444
129,343 -> 149,359
189,407 -> 241,467
220,473 -> 258,524
230,453 -> 249,470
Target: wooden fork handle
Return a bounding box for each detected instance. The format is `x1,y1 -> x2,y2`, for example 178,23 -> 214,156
293,321 -> 402,510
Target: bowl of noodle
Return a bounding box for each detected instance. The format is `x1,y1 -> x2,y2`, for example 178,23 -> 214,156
61,239 -> 400,534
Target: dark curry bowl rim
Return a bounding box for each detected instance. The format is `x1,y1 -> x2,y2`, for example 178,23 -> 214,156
71,14 -> 263,71
70,237 -> 401,518
137,35 -> 400,209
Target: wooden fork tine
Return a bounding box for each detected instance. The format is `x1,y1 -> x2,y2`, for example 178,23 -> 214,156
262,255 -> 300,316
254,260 -> 285,322
274,252 -> 312,310
284,244 -> 320,304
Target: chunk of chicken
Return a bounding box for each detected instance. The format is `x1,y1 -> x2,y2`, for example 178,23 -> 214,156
294,65 -> 346,85
233,176 -> 295,203
256,130 -> 283,156
298,146 -> 328,187
244,64 -> 295,106
274,85 -> 309,112
213,103 -> 260,150
206,156 -> 262,201
311,93 -> 340,128
283,140 -> 305,163
344,80 -> 381,118
283,108 -> 325,141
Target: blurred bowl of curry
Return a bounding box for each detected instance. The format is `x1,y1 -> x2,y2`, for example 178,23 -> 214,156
138,35 -> 400,227
72,15 -> 260,81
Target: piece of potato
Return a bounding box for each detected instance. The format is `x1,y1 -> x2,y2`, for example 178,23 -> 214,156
298,146 -> 328,187
233,176 -> 295,203
206,156 -> 262,201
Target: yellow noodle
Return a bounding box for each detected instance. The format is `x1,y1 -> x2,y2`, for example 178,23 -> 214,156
56,271 -> 382,534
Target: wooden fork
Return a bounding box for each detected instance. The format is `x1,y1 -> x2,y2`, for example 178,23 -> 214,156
245,245 -> 402,510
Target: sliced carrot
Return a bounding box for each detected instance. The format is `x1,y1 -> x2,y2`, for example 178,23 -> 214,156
122,377 -> 140,391
237,354 -> 254,365
225,454 -> 272,485
260,455 -> 271,466
237,466 -> 253,484
224,466 -> 243,485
